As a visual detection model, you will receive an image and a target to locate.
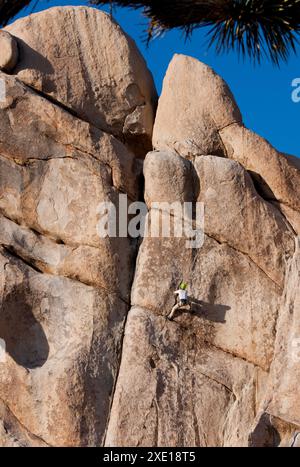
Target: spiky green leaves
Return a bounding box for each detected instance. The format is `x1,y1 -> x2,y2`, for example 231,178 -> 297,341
0,0 -> 32,26
96,0 -> 300,64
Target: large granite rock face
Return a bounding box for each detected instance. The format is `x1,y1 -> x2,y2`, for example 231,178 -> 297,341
105,307 -> 269,447
263,239 -> 300,434
152,54 -> 242,158
0,70 -> 138,446
1,8 -> 300,448
106,57 -> 300,446
248,239 -> 300,447
5,6 -> 157,156
153,54 -> 300,234
0,7 -> 155,447
194,155 -> 294,287
106,151 -> 298,446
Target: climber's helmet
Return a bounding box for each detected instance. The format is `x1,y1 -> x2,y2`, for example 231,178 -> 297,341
180,282 -> 188,290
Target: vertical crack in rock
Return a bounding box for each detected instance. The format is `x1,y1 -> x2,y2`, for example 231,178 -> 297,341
103,222 -> 145,445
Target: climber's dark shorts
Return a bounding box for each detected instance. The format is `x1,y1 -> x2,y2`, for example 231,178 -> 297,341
179,299 -> 188,306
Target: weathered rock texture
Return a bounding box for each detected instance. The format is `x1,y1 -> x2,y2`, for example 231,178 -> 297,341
153,54 -> 300,233
0,9 -> 300,448
0,7 -> 154,447
152,54 -> 242,158
5,6 -> 157,156
106,56 -> 300,447
0,31 -> 18,72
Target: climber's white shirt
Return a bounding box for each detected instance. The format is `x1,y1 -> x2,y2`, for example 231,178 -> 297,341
175,289 -> 187,300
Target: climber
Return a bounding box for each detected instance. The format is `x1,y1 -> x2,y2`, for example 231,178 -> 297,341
167,282 -> 190,320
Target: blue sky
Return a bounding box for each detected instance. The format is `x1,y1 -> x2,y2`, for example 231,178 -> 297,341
13,0 -> 300,157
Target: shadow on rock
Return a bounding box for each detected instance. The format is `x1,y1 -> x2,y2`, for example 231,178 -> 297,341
13,38 -> 56,93
0,278 -> 49,369
249,413 -> 281,447
189,297 -> 230,324
170,297 -> 230,324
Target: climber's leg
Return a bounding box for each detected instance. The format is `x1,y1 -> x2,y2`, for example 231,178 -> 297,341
167,303 -> 180,320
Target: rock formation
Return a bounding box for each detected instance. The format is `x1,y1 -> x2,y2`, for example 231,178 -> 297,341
0,6 -> 156,447
106,56 -> 300,447
5,6 -> 157,156
0,6 -> 299,447
0,31 -> 18,72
